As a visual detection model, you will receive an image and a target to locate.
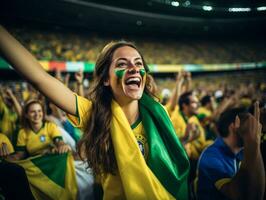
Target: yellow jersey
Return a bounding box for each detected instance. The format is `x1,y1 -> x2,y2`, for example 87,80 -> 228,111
16,122 -> 62,156
0,133 -> 14,154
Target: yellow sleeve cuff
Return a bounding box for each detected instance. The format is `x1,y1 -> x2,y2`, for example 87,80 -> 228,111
215,178 -> 231,190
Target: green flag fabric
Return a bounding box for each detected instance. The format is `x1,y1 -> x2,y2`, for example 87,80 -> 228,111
140,93 -> 190,199
13,153 -> 78,200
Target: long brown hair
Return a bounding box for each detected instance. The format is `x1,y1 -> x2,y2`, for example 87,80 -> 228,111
21,99 -> 45,131
78,41 -> 150,175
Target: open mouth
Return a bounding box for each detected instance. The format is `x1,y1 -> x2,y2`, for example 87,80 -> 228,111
125,77 -> 141,88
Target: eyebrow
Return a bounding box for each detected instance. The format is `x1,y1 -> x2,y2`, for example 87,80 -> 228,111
115,57 -> 142,62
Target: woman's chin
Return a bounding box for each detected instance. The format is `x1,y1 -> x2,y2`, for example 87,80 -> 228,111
31,120 -> 42,125
124,90 -> 143,100
122,84 -> 144,100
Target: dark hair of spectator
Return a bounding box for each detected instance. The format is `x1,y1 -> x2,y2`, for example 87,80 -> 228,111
201,95 -> 211,107
217,108 -> 246,137
178,91 -> 193,111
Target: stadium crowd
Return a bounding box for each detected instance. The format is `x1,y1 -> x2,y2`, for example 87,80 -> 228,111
0,25 -> 265,200
0,68 -> 265,199
9,27 -> 266,64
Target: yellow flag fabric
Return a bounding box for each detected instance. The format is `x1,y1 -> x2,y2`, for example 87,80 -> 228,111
67,93 -> 189,200
107,100 -> 175,200
12,153 -> 77,200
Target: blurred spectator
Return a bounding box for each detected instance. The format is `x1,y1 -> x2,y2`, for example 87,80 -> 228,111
7,27 -> 266,64
197,105 -> 265,200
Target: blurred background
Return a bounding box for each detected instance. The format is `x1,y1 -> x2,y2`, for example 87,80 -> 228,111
0,1 -> 266,199
0,0 -> 266,100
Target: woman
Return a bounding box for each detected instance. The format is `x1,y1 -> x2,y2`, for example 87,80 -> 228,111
14,99 -> 71,159
4,99 -> 94,200
0,25 -> 189,199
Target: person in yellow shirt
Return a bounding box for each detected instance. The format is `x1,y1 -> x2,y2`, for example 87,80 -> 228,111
0,133 -> 14,156
0,87 -> 21,143
171,91 -> 212,160
197,95 -> 213,119
165,71 -> 191,117
4,99 -> 94,200
197,95 -> 217,140
0,25 -> 190,200
198,94 -> 237,141
171,91 -> 213,186
8,99 -> 71,160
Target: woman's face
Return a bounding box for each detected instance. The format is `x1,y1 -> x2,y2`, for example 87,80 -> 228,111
26,103 -> 43,125
105,46 -> 146,103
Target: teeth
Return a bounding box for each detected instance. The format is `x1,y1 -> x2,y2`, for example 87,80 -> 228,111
126,77 -> 140,84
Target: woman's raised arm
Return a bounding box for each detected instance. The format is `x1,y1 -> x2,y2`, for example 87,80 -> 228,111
0,25 -> 76,115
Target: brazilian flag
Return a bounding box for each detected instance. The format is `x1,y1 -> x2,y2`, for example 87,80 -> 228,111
13,153 -> 77,200
107,92 -> 190,200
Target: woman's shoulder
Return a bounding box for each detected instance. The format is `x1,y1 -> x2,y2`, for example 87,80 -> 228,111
75,94 -> 92,106
0,133 -> 9,141
44,121 -> 58,129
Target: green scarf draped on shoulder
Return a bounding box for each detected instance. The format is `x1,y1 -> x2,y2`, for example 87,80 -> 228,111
108,92 -> 190,200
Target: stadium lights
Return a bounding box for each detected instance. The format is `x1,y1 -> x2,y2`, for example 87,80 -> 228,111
257,6 -> 266,11
228,7 -> 251,12
171,1 -> 179,7
202,6 -> 212,11
183,1 -> 191,7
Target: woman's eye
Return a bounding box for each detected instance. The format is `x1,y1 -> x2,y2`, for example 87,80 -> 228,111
135,62 -> 143,66
117,63 -> 126,67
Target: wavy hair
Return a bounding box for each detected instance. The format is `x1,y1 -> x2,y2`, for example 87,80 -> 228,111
21,99 -> 45,131
78,41 -> 151,175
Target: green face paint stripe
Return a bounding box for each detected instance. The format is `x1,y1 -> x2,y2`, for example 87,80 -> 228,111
115,69 -> 126,79
115,68 -> 146,79
140,68 -> 146,76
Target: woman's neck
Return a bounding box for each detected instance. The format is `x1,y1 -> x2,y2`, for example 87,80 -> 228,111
120,100 -> 139,126
30,121 -> 43,132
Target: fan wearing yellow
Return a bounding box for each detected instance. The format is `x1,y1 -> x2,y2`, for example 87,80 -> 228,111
0,26 -> 190,200
14,100 -> 71,160
171,91 -> 212,160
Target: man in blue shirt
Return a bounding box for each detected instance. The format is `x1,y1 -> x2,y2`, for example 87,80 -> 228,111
197,104 -> 265,200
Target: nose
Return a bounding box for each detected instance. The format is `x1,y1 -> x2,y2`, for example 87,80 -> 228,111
127,67 -> 139,75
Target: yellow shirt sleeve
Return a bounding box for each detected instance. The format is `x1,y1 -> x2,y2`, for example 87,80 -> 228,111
0,133 -> 14,153
163,103 -> 172,116
66,94 -> 92,131
215,178 -> 232,190
47,122 -> 62,139
170,108 -> 186,138
0,96 -> 4,112
16,129 -> 27,147
189,116 -> 206,145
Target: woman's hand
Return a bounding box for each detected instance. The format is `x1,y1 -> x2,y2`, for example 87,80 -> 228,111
0,143 -> 10,158
51,143 -> 72,154
182,123 -> 200,144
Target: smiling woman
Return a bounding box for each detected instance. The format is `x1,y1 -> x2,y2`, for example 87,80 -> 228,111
13,100 -> 72,159
0,25 -> 190,200
104,45 -> 147,107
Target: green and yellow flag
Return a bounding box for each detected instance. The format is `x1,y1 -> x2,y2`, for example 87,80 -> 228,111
105,92 -> 190,200
13,153 -> 78,200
